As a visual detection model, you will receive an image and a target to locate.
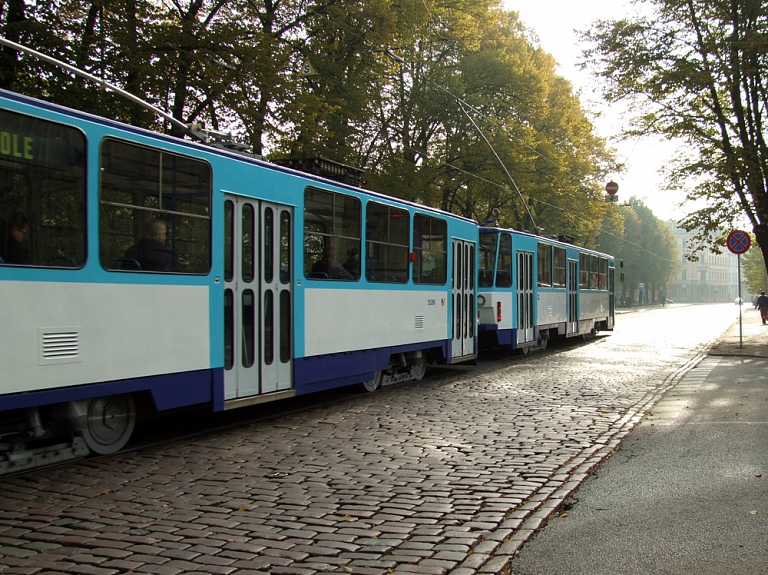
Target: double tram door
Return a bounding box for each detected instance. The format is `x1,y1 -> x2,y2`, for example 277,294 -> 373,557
451,239 -> 476,360
516,251 -> 534,346
224,194 -> 293,402
567,259 -> 578,335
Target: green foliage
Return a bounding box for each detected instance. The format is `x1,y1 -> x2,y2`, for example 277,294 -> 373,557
583,0 -> 768,276
742,238 -> 768,294
596,197 -> 679,298
2,0 -> 618,246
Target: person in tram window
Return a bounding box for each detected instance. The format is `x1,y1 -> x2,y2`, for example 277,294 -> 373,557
342,247 -> 360,279
0,212 -> 30,265
123,219 -> 174,272
312,246 -> 353,280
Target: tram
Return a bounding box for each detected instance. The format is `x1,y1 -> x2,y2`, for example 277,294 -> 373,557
0,88 -> 478,473
478,227 -> 615,352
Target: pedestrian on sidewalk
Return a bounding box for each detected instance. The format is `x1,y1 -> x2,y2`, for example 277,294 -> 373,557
757,291 -> 768,324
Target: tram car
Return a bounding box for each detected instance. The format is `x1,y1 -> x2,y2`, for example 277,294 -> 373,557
477,227 -> 615,352
0,88 -> 479,472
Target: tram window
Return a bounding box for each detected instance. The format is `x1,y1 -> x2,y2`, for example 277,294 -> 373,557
0,110 -> 86,268
495,233 -> 512,288
554,247 -> 566,287
99,138 -> 211,274
599,257 -> 608,290
263,207 -> 273,284
224,200 -> 234,282
280,211 -> 291,284
303,187 -> 360,280
366,202 -> 409,283
242,204 -> 255,283
280,289 -> 291,363
413,214 -> 447,285
537,243 -> 552,287
479,233 -> 497,287
591,255 -> 600,289
579,253 -> 589,289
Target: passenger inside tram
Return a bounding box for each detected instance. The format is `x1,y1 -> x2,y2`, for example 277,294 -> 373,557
311,246 -> 353,280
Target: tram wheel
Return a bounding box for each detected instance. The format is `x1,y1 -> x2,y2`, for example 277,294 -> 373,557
360,371 -> 383,393
81,394 -> 136,455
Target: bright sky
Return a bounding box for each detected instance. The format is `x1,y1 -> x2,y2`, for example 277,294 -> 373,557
505,0 -> 686,223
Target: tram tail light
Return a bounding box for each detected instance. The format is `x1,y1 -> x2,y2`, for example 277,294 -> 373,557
497,302 -> 502,322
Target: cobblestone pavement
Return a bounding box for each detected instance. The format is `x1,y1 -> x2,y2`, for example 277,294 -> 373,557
0,304 -> 738,575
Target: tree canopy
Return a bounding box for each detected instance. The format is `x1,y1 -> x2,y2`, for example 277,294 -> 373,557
583,0 -> 768,272
0,0 -> 623,246
596,198 -> 678,303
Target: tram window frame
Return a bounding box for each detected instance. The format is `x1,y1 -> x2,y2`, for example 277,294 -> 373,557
413,214 -> 447,285
479,233 -> 497,288
579,253 -> 590,289
303,187 -> 361,281
0,110 -> 87,269
99,138 -> 212,274
365,201 -> 409,283
537,243 -> 552,287
495,233 -> 512,288
554,246 -> 566,288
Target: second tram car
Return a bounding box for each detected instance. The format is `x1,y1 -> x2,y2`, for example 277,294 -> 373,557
477,227 -> 615,352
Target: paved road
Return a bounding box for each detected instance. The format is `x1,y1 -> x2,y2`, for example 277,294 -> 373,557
0,304 -> 740,575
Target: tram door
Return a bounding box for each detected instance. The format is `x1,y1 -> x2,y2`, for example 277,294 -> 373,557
516,251 -> 534,346
567,259 -> 578,334
451,239 -> 476,360
224,195 -> 293,400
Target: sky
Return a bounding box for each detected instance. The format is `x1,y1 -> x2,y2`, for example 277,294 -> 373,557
505,0 -> 686,223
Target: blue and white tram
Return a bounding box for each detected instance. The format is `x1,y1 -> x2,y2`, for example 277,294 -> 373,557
0,88 -> 478,469
477,227 -> 615,352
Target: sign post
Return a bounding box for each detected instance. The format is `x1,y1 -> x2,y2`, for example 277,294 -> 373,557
726,230 -> 751,348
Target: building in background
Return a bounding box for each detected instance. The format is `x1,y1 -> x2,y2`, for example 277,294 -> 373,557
666,221 -> 742,303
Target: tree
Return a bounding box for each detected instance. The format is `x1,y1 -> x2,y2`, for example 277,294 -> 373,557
584,0 -> 768,274
596,198 -> 678,304
1,0 -> 616,248
742,238 -> 768,294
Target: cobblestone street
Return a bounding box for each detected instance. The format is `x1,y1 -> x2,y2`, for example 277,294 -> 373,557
0,304 -> 739,575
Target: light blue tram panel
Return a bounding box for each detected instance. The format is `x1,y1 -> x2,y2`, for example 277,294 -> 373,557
293,186 -> 478,394
477,227 -> 615,353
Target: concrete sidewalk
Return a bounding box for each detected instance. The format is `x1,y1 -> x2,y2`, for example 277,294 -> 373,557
710,304 -> 768,358
509,304 -> 768,575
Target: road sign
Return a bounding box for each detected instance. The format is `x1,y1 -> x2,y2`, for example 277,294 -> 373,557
726,230 -> 751,254
605,181 -> 619,195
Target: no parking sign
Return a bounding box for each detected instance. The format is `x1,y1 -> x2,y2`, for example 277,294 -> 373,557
727,229 -> 750,348
727,230 -> 751,254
